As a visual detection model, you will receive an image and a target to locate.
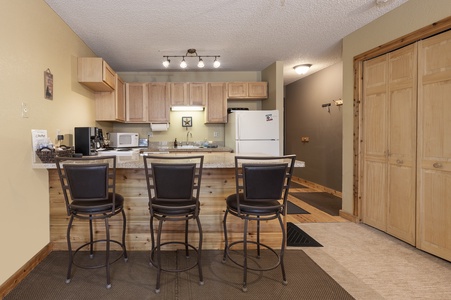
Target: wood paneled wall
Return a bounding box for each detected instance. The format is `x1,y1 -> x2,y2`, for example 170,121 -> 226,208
49,169 -> 283,251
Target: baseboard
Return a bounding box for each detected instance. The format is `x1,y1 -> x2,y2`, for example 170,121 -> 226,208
339,210 -> 358,223
292,176 -> 342,198
0,243 -> 53,299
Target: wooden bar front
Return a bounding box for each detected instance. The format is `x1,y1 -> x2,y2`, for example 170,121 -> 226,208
49,167 -> 285,251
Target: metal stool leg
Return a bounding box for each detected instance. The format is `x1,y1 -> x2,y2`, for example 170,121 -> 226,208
257,217 -> 261,258
242,218 -> 249,293
155,218 -> 164,294
66,215 -> 74,284
196,215 -> 204,285
185,218 -> 189,257
278,215 -> 287,285
89,216 -> 94,258
222,210 -> 229,263
121,209 -> 128,262
105,218 -> 112,289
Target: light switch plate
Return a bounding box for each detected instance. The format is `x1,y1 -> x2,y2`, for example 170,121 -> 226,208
22,102 -> 29,118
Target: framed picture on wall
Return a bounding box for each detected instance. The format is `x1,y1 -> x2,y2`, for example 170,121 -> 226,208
182,116 -> 192,127
44,69 -> 53,100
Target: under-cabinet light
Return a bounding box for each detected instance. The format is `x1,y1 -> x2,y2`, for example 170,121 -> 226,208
171,106 -> 204,112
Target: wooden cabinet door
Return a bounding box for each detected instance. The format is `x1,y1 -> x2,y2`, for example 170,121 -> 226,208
362,44 -> 417,245
95,75 -> 125,122
248,82 -> 267,98
170,82 -> 189,106
417,30 -> 451,261
148,83 -> 170,123
189,82 -> 207,106
228,82 -> 248,98
126,83 -> 148,123
205,83 -> 227,123
78,57 -> 115,92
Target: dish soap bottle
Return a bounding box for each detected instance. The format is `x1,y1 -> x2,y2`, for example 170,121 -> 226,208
174,138 -> 178,148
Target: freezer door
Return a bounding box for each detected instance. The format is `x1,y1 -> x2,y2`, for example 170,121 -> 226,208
237,110 -> 279,140
236,140 -> 280,156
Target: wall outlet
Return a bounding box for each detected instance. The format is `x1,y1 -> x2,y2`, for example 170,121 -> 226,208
214,131 -> 219,137
22,102 -> 29,118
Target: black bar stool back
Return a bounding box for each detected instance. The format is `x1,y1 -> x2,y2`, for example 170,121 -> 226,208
55,156 -> 128,289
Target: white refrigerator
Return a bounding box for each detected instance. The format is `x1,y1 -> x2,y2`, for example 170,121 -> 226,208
225,110 -> 280,156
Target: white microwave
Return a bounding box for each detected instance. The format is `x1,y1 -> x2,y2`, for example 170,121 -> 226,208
109,132 -> 139,148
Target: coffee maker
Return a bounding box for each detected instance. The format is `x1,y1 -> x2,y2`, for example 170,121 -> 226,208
74,127 -> 103,156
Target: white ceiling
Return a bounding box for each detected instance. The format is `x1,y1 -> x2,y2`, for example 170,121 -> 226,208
44,0 -> 408,85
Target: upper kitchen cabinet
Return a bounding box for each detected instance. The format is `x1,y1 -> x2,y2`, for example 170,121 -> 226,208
95,75 -> 126,122
170,82 -> 207,106
126,83 -> 148,123
148,82 -> 170,123
227,82 -> 268,99
78,57 -> 116,92
189,82 -> 207,106
170,82 -> 189,106
205,82 -> 227,124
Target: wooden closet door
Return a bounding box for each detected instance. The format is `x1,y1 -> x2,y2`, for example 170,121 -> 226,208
362,44 -> 417,245
417,30 -> 451,261
386,44 -> 417,245
362,55 -> 389,231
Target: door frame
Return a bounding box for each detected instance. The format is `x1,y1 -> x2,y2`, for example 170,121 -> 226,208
353,16 -> 451,219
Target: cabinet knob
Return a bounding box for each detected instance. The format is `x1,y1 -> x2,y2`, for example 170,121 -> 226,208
396,159 -> 403,165
433,162 -> 443,168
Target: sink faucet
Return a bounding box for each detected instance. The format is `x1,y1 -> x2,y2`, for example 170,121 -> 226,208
186,131 -> 192,144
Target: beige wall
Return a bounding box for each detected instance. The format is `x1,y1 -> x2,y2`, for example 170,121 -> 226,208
0,1 -> 96,285
262,61 -> 284,154
342,0 -> 451,214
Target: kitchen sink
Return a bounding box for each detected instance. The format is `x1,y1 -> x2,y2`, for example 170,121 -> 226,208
176,145 -> 200,149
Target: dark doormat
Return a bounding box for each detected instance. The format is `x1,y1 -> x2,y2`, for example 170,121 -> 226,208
290,182 -> 308,189
287,201 -> 310,214
290,192 -> 342,216
287,222 -> 322,247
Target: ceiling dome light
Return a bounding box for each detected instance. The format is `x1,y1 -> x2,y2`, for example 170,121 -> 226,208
213,57 -> 221,68
162,58 -> 170,68
180,57 -> 187,68
293,64 -> 312,75
197,58 -> 205,68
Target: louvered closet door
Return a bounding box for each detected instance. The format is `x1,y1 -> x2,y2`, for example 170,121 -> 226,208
417,30 -> 451,260
362,44 -> 417,245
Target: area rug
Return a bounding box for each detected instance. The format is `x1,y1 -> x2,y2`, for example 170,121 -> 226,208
287,201 -> 310,214
287,222 -> 322,247
290,192 -> 342,216
290,182 -> 308,189
5,250 -> 353,300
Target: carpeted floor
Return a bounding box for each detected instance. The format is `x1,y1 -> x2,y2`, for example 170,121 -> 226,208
290,192 -> 342,216
5,250 -> 354,300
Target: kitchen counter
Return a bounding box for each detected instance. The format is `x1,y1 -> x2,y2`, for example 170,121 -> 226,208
44,152 -> 305,251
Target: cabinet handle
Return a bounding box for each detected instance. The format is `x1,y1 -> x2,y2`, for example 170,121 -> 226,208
433,162 -> 443,168
396,159 -> 403,165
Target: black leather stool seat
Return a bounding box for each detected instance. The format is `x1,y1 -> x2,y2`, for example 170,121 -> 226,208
226,194 -> 281,215
71,193 -> 124,214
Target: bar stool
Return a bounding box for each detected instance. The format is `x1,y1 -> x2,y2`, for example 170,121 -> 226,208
143,155 -> 204,293
222,155 -> 296,292
55,156 -> 128,289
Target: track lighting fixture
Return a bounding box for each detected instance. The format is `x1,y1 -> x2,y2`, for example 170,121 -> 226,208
162,49 -> 221,69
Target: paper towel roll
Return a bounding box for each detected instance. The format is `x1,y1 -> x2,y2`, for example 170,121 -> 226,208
150,123 -> 169,131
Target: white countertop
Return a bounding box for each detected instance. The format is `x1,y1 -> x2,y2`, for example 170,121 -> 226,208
33,152 -> 305,169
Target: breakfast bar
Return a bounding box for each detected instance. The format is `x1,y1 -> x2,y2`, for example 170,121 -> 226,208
40,152 -> 305,251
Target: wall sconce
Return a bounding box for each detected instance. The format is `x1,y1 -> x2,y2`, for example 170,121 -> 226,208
163,49 -> 221,69
293,64 -> 312,75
